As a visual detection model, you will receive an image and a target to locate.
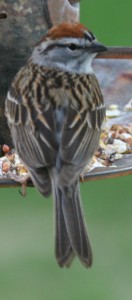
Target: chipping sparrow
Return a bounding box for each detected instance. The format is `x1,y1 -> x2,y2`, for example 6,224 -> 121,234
5,22 -> 107,268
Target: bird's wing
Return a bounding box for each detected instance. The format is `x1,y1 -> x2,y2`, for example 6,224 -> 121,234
59,74 -> 106,184
5,72 -> 59,196
5,86 -> 58,170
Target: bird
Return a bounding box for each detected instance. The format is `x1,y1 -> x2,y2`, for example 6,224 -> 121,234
5,22 -> 107,268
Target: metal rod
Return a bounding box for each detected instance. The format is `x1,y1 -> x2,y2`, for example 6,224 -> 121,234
0,166 -> 132,188
82,166 -> 132,182
0,178 -> 33,188
97,47 -> 132,59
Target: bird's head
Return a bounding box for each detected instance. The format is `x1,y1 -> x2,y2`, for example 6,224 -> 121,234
31,22 -> 107,74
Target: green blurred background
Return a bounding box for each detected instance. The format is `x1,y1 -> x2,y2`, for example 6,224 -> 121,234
0,1 -> 132,299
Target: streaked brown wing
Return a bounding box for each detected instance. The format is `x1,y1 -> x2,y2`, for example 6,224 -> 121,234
5,89 -> 58,169
59,103 -> 105,185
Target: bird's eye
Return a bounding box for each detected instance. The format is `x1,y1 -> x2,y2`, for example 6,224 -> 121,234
67,43 -> 78,51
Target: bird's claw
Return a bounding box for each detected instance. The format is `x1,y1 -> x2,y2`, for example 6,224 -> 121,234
7,171 -> 30,197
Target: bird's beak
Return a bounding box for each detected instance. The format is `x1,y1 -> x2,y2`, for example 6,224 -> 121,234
90,41 -> 108,53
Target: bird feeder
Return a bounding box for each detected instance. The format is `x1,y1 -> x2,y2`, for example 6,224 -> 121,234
0,0 -> 132,188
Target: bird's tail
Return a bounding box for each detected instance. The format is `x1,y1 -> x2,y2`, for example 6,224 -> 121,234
53,181 -> 92,268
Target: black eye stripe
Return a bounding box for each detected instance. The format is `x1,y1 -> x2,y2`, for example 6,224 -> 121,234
43,42 -> 92,54
43,43 -> 82,54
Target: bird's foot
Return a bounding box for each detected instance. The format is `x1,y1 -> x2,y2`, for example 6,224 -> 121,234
7,171 -> 30,196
